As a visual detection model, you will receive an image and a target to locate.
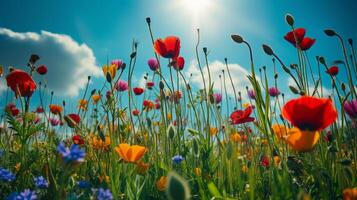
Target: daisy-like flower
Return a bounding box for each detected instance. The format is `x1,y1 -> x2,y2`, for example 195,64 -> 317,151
0,167 -> 16,182
94,188 -> 113,200
17,189 -> 37,200
57,142 -> 86,163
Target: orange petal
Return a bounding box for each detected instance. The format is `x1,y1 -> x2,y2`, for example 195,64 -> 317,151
129,145 -> 147,162
115,143 -> 131,162
286,127 -> 320,152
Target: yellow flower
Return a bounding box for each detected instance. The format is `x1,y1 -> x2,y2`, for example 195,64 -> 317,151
273,156 -> 281,166
102,64 -> 117,80
194,168 -> 202,176
15,163 -> 21,172
230,133 -> 241,143
78,99 -> 88,110
241,165 -> 248,173
91,94 -> 101,104
242,103 -> 251,109
261,139 -> 269,146
343,188 -> 357,200
114,143 -> 147,163
91,136 -> 111,150
210,127 -> 218,136
167,113 -> 172,121
286,127 -> 320,152
156,176 -> 167,191
272,124 -> 289,139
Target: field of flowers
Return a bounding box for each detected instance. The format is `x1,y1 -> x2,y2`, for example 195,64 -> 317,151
0,14 -> 356,200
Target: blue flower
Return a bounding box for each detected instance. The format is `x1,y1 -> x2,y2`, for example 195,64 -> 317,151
0,167 -> 16,182
172,155 -> 184,164
17,189 -> 37,200
34,176 -> 49,189
5,192 -> 19,200
95,188 -> 113,200
57,142 -> 86,163
77,180 -> 91,189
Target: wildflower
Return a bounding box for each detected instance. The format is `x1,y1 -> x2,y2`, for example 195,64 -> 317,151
72,135 -> 84,145
34,176 -> 49,189
6,69 -> 37,97
36,65 -> 47,75
344,99 -> 357,119
212,93 -> 222,104
133,87 -> 144,95
143,100 -> 155,110
343,188 -> 357,200
49,118 -> 60,126
273,156 -> 281,166
6,104 -> 19,117
323,131 -> 333,143
148,58 -> 159,71
209,127 -> 218,136
326,66 -> 339,76
115,80 -> 128,91
49,104 -> 63,115
260,155 -> 270,167
57,142 -> 86,163
136,162 -> 150,174
167,113 -> 172,121
154,36 -> 180,59
230,106 -> 255,125
78,99 -> 88,110
271,124 -> 289,139
64,114 -> 81,128
155,103 -> 161,109
111,59 -> 123,69
102,64 -> 117,80
173,56 -> 185,70
248,89 -> 256,99
172,155 -> 184,164
91,136 -> 111,150
95,188 -> 113,200
92,94 -> 101,104
114,143 -> 147,163
230,133 -> 241,143
241,165 -> 248,173
194,168 -> 202,176
146,81 -> 154,89
35,106 -> 44,113
156,176 -> 167,191
0,167 -> 16,182
169,91 -> 182,103
132,109 -> 140,116
77,180 -> 91,189
268,87 -> 280,97
284,28 -> 315,50
17,189 -> 37,200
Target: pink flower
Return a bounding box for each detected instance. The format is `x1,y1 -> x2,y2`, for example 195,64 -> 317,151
50,118 -> 60,126
148,58 -> 159,71
268,87 -> 280,97
111,59 -> 123,69
115,80 -> 128,92
212,93 -> 222,104
248,90 -> 256,100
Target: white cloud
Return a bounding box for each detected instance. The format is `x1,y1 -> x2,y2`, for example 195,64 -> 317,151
185,60 -> 253,102
287,77 -> 332,98
0,28 -> 101,96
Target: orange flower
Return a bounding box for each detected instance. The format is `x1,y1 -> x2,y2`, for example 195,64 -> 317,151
78,99 -> 88,110
49,104 -> 63,115
286,127 -> 320,152
209,127 -> 218,136
114,143 -> 147,163
92,94 -> 101,104
102,64 -> 117,80
156,176 -> 168,191
91,136 -> 111,150
343,188 -> 357,200
273,156 -> 281,166
136,162 -> 150,174
272,124 -> 289,139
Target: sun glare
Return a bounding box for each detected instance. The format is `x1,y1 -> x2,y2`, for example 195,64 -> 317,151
181,0 -> 213,15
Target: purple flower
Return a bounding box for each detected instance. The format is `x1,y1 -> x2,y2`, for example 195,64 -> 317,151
268,87 -> 280,97
344,99 -> 357,119
172,155 -> 184,164
49,118 -> 60,126
34,176 -> 48,189
248,89 -> 256,100
212,93 -> 222,104
17,189 -> 37,200
148,58 -> 159,71
111,59 -> 123,69
95,188 -> 113,200
0,167 -> 16,182
77,180 -> 91,189
115,80 -> 128,92
57,142 -> 86,163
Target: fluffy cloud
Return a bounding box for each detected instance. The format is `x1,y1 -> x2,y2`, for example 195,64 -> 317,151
0,28 -> 101,96
185,60 -> 254,102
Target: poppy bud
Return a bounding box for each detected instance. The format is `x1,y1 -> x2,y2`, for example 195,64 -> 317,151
106,72 -> 112,83
121,63 -> 126,70
289,86 -> 299,94
348,38 -> 353,46
231,35 -> 244,43
262,66 -> 266,71
262,44 -> 274,56
224,57 -> 227,62
324,29 -> 336,37
91,89 -> 96,95
130,52 -> 137,59
285,14 -> 295,26
274,73 -> 278,79
341,83 -> 346,91
62,100 -> 66,107
326,66 -> 339,76
203,47 -> 207,54
88,76 -> 91,80
146,17 -> 151,24
29,54 -> 40,64
299,90 -> 305,96
36,65 -> 48,75
159,81 -> 165,90
318,56 -> 326,65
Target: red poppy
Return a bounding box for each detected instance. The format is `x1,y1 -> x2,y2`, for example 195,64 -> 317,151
36,65 -> 48,75
155,103 -> 161,109
6,69 -> 37,97
36,106 -> 44,113
326,66 -> 339,76
284,28 -> 315,50
146,81 -> 154,89
143,100 -> 155,110
6,104 -> 19,117
282,96 -> 337,131
64,113 -> 81,128
173,56 -> 185,70
133,87 -> 144,95
72,135 -> 84,145
230,106 -> 255,125
132,109 -> 140,116
260,156 -> 270,167
154,36 -> 180,59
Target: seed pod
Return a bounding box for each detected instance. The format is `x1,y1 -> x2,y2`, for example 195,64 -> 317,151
159,81 -> 165,90
285,14 -> 295,26
231,35 -> 244,43
146,17 -> 151,24
289,86 -> 299,94
324,29 -> 336,36
262,44 -> 274,56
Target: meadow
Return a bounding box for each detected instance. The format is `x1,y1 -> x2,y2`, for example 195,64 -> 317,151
0,14 -> 356,200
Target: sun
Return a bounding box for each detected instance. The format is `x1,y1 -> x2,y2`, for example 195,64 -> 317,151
180,0 -> 213,16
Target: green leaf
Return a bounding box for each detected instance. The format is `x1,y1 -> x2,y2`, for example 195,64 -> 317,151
207,182 -> 222,197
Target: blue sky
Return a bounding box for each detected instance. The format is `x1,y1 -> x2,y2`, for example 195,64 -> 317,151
0,0 -> 356,112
